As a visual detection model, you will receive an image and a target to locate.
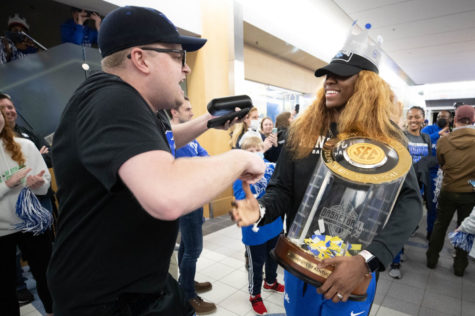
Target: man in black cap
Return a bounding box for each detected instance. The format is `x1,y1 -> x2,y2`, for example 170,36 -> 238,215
231,48 -> 422,316
47,6 -> 265,315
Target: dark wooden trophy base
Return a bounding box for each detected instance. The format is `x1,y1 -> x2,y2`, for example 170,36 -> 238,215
271,235 -> 371,301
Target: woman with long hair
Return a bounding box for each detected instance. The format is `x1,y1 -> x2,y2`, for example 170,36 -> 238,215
0,110 -> 53,316
230,107 -> 259,149
232,54 -> 422,315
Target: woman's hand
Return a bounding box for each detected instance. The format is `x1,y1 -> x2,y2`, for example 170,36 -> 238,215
39,146 -> 49,155
26,170 -> 46,190
263,133 -> 277,152
316,255 -> 370,303
5,167 -> 31,188
231,182 -> 260,227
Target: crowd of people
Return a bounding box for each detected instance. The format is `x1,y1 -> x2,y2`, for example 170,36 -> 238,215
0,4 -> 473,316
0,7 -> 102,65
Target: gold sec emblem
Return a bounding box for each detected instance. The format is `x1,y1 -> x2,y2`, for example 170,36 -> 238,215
347,143 -> 386,166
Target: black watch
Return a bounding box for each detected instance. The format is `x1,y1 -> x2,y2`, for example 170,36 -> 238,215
358,250 -> 379,273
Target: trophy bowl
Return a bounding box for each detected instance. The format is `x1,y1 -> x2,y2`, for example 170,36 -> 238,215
271,134 -> 411,300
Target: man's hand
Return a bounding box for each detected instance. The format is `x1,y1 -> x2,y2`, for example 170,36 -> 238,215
15,37 -> 35,51
210,107 -> 246,131
231,182 -> 260,227
239,151 -> 265,183
90,12 -> 102,30
438,126 -> 449,137
215,116 -> 241,131
26,170 -> 46,189
5,167 -> 31,188
316,255 -> 370,303
74,10 -> 89,25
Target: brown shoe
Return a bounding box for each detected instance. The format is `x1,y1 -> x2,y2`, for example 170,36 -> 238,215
188,296 -> 216,315
194,281 -> 212,293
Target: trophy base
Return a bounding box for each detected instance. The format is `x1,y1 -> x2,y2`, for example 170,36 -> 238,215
271,235 -> 370,301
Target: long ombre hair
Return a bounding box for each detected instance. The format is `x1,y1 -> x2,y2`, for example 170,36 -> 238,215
287,71 -> 405,159
0,111 -> 25,166
230,107 -> 258,148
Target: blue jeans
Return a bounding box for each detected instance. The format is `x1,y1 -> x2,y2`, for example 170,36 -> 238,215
426,171 -> 438,234
391,249 -> 404,265
15,250 -> 27,291
178,208 -> 204,300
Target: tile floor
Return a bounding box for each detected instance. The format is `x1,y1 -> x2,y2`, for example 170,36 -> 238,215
21,212 -> 474,316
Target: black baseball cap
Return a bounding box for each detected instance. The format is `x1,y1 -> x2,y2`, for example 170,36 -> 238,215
315,50 -> 379,77
98,6 -> 207,57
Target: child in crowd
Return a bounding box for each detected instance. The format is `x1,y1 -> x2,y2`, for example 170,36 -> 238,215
233,136 -> 284,315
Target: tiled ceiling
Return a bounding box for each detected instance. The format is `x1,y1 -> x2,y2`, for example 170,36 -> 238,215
333,0 -> 475,85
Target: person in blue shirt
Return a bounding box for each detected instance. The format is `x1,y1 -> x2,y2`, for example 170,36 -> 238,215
421,110 -> 452,239
389,106 -> 434,279
168,97 -> 216,314
233,135 -> 284,315
61,7 -> 101,46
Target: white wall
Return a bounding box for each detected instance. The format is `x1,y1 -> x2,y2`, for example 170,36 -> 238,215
419,81 -> 475,100
238,0 -> 351,63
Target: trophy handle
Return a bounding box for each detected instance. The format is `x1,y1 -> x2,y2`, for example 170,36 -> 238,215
271,235 -> 371,301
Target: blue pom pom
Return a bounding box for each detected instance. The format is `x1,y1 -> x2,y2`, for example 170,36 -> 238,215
448,231 -> 474,252
15,187 -> 53,235
365,23 -> 372,30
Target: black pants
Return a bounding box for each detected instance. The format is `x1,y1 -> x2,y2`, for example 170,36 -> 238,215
245,235 -> 280,296
427,190 -> 475,269
99,274 -> 194,316
0,231 -> 53,315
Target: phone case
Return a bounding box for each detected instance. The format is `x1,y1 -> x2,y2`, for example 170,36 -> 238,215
207,108 -> 251,128
207,95 -> 253,128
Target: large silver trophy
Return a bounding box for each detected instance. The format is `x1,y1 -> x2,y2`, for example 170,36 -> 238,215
272,133 -> 411,299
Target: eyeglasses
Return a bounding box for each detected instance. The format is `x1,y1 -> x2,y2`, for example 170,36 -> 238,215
127,47 -> 186,67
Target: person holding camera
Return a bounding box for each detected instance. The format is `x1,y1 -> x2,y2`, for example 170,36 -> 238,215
0,14 -> 29,64
61,7 -> 101,47
5,13 -> 37,55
